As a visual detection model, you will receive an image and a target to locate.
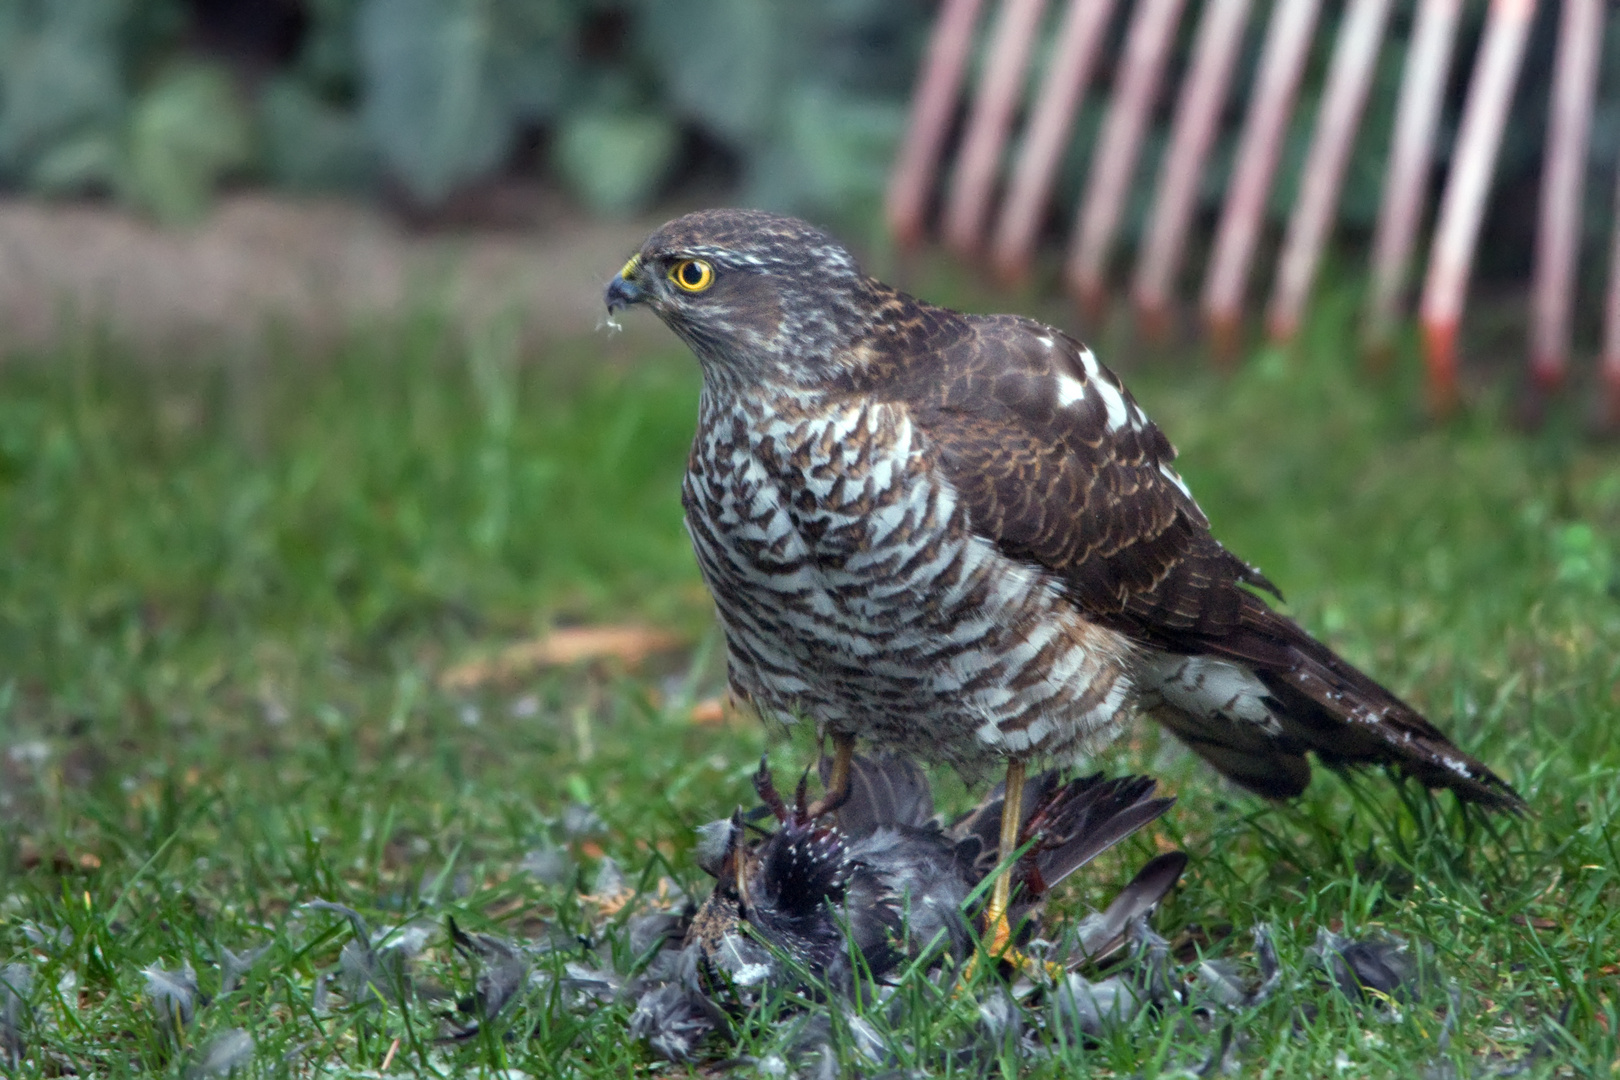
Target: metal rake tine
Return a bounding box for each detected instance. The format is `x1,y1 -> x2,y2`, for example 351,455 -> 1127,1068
1200,0 -> 1324,362
887,0 -> 988,251
1363,0 -> 1465,365
1419,0 -> 1539,417
1601,161 -> 1620,434
944,0 -> 1051,258
1064,0 -> 1187,321
1132,0 -> 1254,341
990,0 -> 1119,285
1266,0 -> 1396,345
1528,0 -> 1606,394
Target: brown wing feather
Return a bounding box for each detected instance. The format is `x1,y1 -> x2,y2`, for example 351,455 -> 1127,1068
879,306 -> 1520,809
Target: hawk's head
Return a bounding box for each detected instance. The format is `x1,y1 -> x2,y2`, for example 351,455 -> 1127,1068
605,209 -> 879,390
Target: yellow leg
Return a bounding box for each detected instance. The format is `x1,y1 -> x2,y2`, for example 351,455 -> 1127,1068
960,758 -> 1065,986
982,758 -> 1026,958
807,733 -> 855,818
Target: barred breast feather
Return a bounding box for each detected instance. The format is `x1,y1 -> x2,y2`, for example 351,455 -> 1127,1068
683,385 -> 1136,772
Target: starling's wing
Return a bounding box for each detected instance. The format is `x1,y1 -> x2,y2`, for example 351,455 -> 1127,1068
1069,852 -> 1189,967
903,311 -> 1521,810
1030,775 -> 1176,891
947,768 -> 1064,879
822,753 -> 935,839
947,771 -> 1172,890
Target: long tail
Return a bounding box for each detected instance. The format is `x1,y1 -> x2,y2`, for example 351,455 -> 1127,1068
1147,596 -> 1524,811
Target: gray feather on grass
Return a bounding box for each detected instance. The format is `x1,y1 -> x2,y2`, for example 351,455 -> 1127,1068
218,945 -> 268,996
1310,928 -> 1430,1006
143,963 -> 200,1031
188,1028 -> 255,1078
518,844 -> 571,886
446,917 -> 530,1032
304,900 -> 430,1006
1,963 -> 33,1067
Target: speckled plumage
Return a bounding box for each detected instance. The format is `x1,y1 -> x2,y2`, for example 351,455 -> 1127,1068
685,755 -> 1181,989
606,209 -> 1521,808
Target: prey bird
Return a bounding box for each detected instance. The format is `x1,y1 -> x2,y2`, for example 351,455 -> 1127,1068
604,209 -> 1522,968
687,754 -> 1183,990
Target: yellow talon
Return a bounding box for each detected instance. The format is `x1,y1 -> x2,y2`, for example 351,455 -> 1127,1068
955,759 -> 1066,988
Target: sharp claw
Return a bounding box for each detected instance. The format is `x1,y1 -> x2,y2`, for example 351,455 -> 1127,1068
752,756 -> 788,822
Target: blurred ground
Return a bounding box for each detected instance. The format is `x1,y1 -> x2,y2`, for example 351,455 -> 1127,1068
0,187 -> 672,357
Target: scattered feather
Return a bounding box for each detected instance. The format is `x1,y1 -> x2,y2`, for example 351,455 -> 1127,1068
306,902 -> 432,1006
217,945 -> 267,996
561,802 -> 606,839
443,918 -> 530,1036
188,1028 -> 255,1077
627,982 -> 730,1063
627,910 -> 684,961
1,963 -> 33,1067
1310,929 -> 1429,1006
19,922 -> 72,950
518,844 -> 572,886
143,963 -> 200,1031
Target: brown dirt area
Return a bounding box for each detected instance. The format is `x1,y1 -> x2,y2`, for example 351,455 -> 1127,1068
0,187 -> 675,358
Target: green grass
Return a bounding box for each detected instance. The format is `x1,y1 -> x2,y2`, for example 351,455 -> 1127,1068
1,290 -> 1617,1077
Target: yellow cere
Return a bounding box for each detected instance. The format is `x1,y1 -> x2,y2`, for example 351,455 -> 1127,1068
618,254 -> 641,279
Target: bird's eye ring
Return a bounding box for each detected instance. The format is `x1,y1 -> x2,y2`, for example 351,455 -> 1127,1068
670,259 -> 715,293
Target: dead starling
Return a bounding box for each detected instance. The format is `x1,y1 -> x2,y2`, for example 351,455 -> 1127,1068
686,753 -> 1182,993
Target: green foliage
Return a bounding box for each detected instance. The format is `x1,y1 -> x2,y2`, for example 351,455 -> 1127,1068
0,0 -> 130,195
0,0 -> 1604,284
258,76 -> 374,193
551,108 -> 680,218
125,63 -> 251,224
355,0 -> 575,205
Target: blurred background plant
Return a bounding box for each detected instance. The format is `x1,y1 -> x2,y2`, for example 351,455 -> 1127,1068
0,0 -> 1607,280
0,0 -> 931,228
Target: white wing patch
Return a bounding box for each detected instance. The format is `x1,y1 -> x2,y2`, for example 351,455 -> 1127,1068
1055,373 -> 1088,407
1092,375 -> 1129,431
1158,462 -> 1193,498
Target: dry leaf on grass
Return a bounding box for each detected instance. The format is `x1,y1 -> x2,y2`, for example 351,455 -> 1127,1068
688,692 -> 757,727
440,625 -> 685,690
689,697 -> 726,725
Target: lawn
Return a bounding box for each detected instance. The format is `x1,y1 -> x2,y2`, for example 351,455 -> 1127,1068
1,286 -> 1617,1077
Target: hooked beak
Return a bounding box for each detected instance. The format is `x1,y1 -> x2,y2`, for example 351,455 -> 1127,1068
605,255 -> 648,314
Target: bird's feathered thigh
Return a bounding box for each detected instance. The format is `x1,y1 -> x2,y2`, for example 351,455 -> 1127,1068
683,386 -> 1137,773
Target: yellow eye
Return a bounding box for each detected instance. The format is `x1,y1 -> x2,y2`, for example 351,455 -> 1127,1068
670,259 -> 714,293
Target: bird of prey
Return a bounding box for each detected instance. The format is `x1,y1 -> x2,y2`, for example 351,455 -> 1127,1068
687,753 -> 1183,991
604,209 -> 1522,964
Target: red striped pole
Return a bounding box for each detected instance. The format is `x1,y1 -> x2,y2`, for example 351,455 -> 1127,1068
1528,0 -> 1605,393
1364,0 -> 1465,361
1419,0 -> 1538,415
886,0 -> 988,250
1267,0 -> 1395,343
1065,0 -> 1187,318
990,0 -> 1119,284
944,0 -> 1051,257
1200,0 -> 1323,361
1132,0 -> 1254,341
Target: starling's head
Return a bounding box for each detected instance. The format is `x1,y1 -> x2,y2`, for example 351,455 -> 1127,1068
605,209 -> 880,391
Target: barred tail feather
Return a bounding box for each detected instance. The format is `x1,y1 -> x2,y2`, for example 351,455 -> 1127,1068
1150,597 -> 1524,811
